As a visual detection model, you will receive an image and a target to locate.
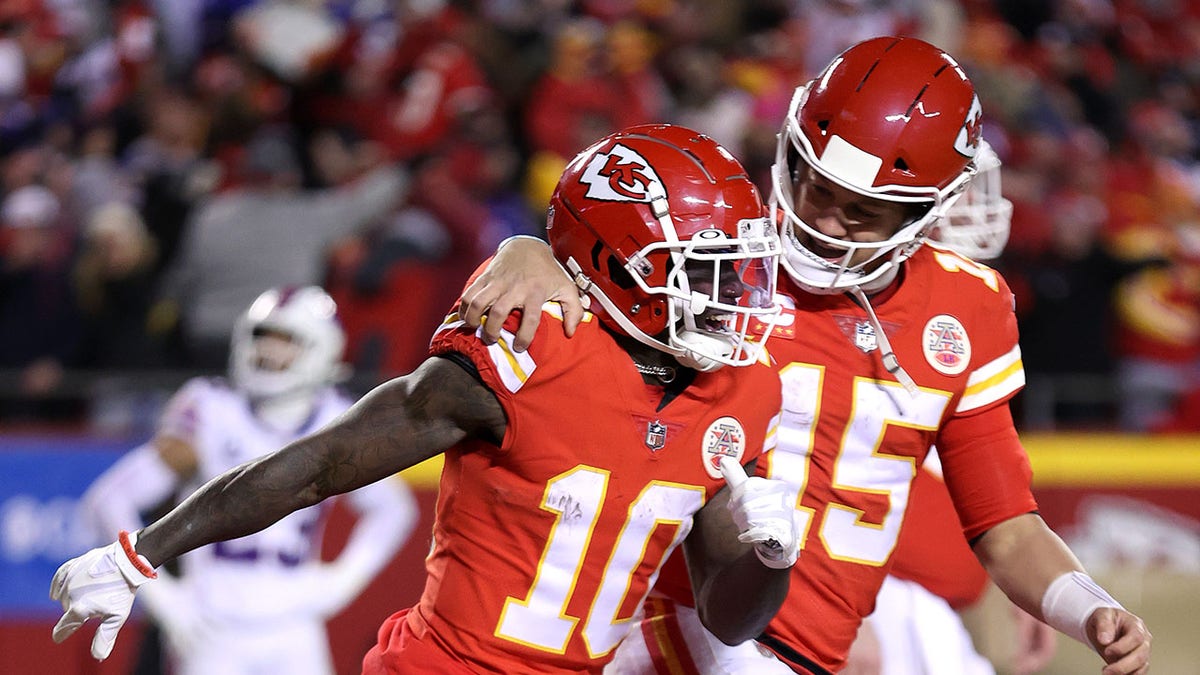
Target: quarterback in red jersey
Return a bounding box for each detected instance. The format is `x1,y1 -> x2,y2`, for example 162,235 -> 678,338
841,142 -> 1056,675
458,38 -> 1152,675
48,125 -> 801,674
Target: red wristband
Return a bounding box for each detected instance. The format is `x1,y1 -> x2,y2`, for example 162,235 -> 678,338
118,530 -> 158,579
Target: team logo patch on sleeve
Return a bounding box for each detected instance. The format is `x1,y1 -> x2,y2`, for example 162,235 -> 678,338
923,314 -> 971,375
701,416 -> 747,480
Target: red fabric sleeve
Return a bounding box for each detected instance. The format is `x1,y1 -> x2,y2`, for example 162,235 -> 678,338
888,467 -> 989,609
936,403 -> 1038,542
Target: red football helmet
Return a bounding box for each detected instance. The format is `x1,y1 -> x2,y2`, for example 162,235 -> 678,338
772,36 -> 983,292
548,124 -> 781,371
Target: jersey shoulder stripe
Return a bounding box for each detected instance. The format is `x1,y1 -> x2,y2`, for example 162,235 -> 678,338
485,329 -> 537,393
958,344 -> 1025,412
431,305 -> 601,395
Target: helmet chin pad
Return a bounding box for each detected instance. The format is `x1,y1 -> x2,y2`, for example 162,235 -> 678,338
672,330 -> 731,372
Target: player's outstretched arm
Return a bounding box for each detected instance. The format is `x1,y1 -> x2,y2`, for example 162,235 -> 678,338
682,458 -> 798,645
50,356 -> 505,660
458,235 -> 586,351
136,356 -> 502,565
974,513 -> 1152,674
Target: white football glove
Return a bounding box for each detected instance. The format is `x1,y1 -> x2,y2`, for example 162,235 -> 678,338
719,457 -> 800,570
49,530 -> 157,661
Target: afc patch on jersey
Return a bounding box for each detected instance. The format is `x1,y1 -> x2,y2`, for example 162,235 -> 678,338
923,314 -> 971,375
701,416 -> 747,480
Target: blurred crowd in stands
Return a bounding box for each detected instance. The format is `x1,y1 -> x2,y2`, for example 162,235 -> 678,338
1,0 -> 1199,434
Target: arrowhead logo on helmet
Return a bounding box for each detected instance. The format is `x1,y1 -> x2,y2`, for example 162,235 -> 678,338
579,144 -> 664,202
954,95 -> 984,158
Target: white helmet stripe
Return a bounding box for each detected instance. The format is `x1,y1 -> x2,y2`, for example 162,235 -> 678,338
820,136 -> 884,190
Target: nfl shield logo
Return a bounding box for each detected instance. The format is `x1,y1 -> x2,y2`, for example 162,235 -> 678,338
854,322 -> 878,353
645,420 -> 667,451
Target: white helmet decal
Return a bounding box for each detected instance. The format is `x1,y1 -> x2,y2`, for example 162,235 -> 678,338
954,95 -> 983,158
579,144 -> 665,203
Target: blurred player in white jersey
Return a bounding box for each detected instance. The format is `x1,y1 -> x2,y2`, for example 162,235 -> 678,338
81,285 -> 418,675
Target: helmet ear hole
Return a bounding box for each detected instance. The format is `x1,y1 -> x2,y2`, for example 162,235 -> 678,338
589,240 -> 605,271
605,255 -> 636,290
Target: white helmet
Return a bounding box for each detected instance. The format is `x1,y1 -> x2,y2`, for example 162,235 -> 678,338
929,140 -> 1012,260
229,286 -> 347,400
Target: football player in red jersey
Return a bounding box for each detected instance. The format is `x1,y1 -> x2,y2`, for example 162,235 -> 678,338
49,125 -> 801,674
457,38 -> 1152,675
842,141 -> 1056,675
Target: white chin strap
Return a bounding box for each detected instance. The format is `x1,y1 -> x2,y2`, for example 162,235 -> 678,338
673,331 -> 731,372
847,285 -> 918,398
565,258 -> 734,372
780,227 -> 902,296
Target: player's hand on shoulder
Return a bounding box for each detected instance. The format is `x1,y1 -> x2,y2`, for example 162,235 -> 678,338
718,457 -> 799,569
49,531 -> 157,661
458,236 -> 586,351
1088,606 -> 1151,675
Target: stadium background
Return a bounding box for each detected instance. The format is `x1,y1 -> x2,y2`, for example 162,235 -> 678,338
1,0 -> 1199,673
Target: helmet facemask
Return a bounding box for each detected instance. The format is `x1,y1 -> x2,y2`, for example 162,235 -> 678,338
637,219 -> 779,371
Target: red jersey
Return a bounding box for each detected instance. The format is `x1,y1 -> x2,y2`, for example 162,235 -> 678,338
372,305 -> 781,674
652,245 -> 1037,673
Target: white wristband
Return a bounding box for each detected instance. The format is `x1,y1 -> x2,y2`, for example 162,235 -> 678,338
1040,571 -> 1122,650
